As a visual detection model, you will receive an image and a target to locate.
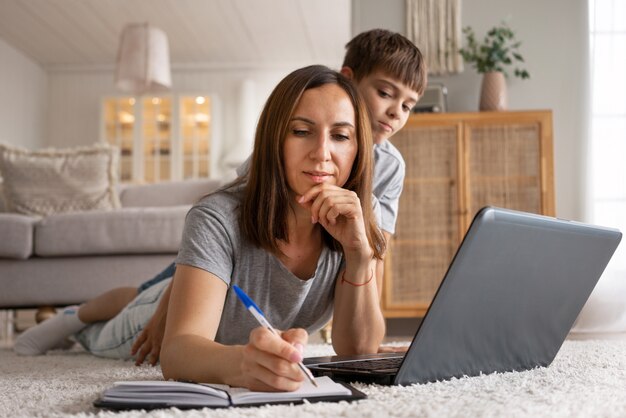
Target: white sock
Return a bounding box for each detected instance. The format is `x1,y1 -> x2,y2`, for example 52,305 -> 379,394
14,306 -> 86,356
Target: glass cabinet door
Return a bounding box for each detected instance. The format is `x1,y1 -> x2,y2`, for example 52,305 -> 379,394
142,96 -> 172,183
102,94 -> 213,183
180,96 -> 211,179
103,97 -> 135,182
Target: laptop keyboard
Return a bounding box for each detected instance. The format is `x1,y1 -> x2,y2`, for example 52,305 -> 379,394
319,356 -> 404,372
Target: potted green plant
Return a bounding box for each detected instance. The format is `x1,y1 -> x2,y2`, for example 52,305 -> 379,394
459,22 -> 530,111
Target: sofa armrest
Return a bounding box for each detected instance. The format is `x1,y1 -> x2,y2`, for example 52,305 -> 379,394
0,213 -> 39,259
119,179 -> 223,208
35,206 -> 190,257
0,182 -> 6,213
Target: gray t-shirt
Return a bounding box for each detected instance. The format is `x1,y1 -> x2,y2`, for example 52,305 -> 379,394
373,140 -> 405,235
175,185 -> 342,345
236,139 -> 405,234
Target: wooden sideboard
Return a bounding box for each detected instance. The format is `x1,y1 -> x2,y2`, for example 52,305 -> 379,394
383,110 -> 555,317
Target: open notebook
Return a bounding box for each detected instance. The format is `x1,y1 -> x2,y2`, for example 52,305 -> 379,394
94,376 -> 365,410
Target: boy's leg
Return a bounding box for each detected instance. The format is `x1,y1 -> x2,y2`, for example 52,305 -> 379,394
75,279 -> 171,359
13,262 -> 175,357
77,261 -> 176,323
14,305 -> 86,356
78,287 -> 138,323
14,287 -> 138,356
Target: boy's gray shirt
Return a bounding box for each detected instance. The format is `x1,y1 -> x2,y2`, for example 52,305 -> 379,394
372,140 -> 405,235
175,186 -> 342,345
236,140 -> 405,234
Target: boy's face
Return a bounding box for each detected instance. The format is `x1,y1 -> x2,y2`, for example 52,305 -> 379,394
346,69 -> 419,144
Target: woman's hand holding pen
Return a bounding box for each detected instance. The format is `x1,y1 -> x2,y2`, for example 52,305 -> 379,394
297,184 -> 372,260
239,327 -> 309,392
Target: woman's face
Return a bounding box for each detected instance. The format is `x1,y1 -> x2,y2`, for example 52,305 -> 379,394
283,83 -> 358,196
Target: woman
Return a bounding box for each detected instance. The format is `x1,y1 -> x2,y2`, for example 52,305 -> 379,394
15,65 -> 386,391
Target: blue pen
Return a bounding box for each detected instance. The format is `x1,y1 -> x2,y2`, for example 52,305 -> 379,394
232,285 -> 318,387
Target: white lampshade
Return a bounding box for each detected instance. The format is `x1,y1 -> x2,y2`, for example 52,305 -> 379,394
115,23 -> 172,94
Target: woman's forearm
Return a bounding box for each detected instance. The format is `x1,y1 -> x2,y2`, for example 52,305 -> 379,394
161,334 -> 245,386
331,255 -> 385,355
160,266 -> 242,384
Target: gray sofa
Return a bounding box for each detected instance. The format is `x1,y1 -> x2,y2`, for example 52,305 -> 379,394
0,178 -> 222,310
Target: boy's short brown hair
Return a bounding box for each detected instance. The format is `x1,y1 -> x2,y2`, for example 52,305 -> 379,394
342,29 -> 427,96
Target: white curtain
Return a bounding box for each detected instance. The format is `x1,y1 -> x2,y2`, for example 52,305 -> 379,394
406,0 -> 463,75
572,0 -> 626,333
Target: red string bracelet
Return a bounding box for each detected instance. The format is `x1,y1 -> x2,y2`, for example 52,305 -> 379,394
340,268 -> 374,287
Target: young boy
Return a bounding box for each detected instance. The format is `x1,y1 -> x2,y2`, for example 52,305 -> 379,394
342,28 -> 425,246
14,29 -> 427,361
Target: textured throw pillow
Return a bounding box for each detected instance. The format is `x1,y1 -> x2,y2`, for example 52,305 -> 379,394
0,143 -> 121,216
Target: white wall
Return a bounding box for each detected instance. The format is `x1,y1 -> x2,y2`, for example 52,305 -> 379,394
0,37 -> 47,149
353,0 -> 590,221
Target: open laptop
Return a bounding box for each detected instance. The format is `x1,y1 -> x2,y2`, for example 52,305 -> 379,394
304,207 -> 622,385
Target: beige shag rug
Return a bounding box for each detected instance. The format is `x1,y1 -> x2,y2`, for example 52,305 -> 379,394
1,338 -> 626,417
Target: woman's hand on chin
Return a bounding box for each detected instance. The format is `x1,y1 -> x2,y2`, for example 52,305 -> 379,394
296,184 -> 371,257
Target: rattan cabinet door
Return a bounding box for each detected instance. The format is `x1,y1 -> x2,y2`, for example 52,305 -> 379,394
466,122 -> 543,222
383,111 -> 554,318
385,124 -> 462,316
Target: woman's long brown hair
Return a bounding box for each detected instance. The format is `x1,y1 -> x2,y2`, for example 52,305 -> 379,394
239,65 -> 385,259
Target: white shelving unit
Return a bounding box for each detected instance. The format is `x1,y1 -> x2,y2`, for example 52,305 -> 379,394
100,94 -> 220,183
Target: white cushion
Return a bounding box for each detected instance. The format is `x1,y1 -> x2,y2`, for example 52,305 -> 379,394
34,206 -> 189,256
0,143 -> 120,216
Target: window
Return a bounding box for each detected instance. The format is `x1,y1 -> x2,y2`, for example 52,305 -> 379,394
589,0 -> 626,271
102,94 -> 214,183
